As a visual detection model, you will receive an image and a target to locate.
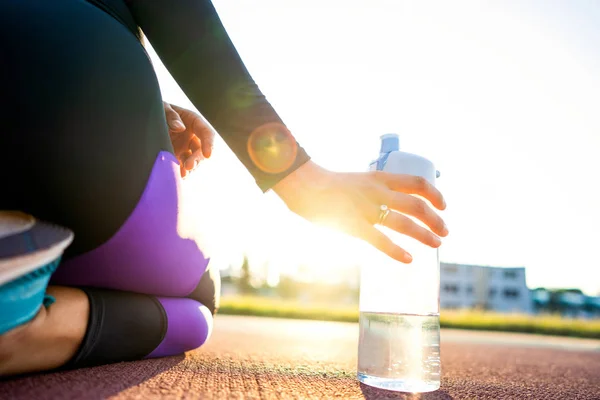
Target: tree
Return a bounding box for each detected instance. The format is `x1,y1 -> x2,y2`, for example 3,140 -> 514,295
238,255 -> 253,294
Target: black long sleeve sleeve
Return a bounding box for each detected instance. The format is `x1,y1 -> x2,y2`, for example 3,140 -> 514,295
126,0 -> 310,191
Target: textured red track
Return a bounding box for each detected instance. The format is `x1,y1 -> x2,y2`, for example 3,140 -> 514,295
1,315 -> 599,399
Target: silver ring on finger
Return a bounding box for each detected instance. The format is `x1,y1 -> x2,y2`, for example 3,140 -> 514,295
378,204 -> 390,225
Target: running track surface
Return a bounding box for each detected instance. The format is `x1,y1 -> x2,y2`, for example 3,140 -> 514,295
1,315 -> 599,399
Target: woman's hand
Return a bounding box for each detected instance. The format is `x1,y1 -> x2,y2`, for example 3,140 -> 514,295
163,102 -> 215,178
273,161 -> 448,263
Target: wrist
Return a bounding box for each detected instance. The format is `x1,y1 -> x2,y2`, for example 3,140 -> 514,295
272,160 -> 330,198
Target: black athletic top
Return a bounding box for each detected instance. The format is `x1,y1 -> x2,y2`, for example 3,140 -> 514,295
92,0 -> 311,191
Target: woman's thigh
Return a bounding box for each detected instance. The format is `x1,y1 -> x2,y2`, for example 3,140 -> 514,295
0,0 -> 210,297
1,0 -> 173,256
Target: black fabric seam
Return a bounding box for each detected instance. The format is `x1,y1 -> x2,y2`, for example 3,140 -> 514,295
149,295 -> 168,346
79,289 -> 104,364
61,287 -> 102,368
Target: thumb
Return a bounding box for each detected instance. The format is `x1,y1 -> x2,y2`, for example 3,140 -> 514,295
163,102 -> 186,132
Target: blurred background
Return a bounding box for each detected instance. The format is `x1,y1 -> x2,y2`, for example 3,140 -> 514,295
147,0 -> 600,332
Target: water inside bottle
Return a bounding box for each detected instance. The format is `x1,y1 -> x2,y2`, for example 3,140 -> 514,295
357,311 -> 441,392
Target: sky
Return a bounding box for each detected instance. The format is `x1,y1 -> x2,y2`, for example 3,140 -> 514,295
147,0 -> 600,295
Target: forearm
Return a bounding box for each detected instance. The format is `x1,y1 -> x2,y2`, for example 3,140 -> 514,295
127,0 -> 310,191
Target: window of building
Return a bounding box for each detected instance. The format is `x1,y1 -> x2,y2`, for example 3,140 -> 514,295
489,288 -> 496,298
503,288 -> 520,299
504,270 -> 518,279
443,284 -> 459,294
444,265 -> 458,274
466,285 -> 473,294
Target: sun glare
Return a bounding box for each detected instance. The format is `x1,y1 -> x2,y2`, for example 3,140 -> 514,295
150,0 -> 600,295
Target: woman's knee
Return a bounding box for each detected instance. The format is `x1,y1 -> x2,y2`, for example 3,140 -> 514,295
146,297 -> 213,359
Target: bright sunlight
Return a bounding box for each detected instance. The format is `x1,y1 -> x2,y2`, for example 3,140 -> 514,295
149,0 -> 600,296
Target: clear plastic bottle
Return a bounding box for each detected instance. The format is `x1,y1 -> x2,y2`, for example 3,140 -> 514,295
357,133 -> 441,393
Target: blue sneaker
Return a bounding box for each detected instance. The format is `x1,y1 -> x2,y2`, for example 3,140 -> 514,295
0,211 -> 73,335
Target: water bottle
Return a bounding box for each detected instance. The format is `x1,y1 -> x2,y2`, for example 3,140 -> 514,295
357,133 -> 441,393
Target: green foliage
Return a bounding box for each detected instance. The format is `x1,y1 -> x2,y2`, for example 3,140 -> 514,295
219,296 -> 600,339
219,295 -> 357,322
439,310 -> 600,338
237,255 -> 254,294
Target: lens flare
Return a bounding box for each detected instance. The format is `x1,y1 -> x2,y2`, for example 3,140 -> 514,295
247,123 -> 298,174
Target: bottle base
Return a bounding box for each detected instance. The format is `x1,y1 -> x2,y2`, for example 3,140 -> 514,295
357,373 -> 440,393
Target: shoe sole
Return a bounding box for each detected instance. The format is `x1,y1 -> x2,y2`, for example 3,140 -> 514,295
0,211 -> 74,286
0,211 -> 35,239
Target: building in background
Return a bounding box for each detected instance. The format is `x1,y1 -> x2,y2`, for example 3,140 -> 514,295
440,262 -> 533,313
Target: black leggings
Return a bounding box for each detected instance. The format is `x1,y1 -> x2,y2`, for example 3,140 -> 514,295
1,0 -> 310,257
1,0 -> 171,256
0,0 -> 224,367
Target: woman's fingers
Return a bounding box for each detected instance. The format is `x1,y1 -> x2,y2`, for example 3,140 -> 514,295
173,104 -> 214,159
191,115 -> 214,159
179,149 -> 193,178
183,137 -> 203,171
163,102 -> 186,132
356,221 -> 413,263
375,172 -> 446,210
382,211 -> 442,248
383,192 -> 448,237
189,135 -> 202,154
369,172 -> 448,239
